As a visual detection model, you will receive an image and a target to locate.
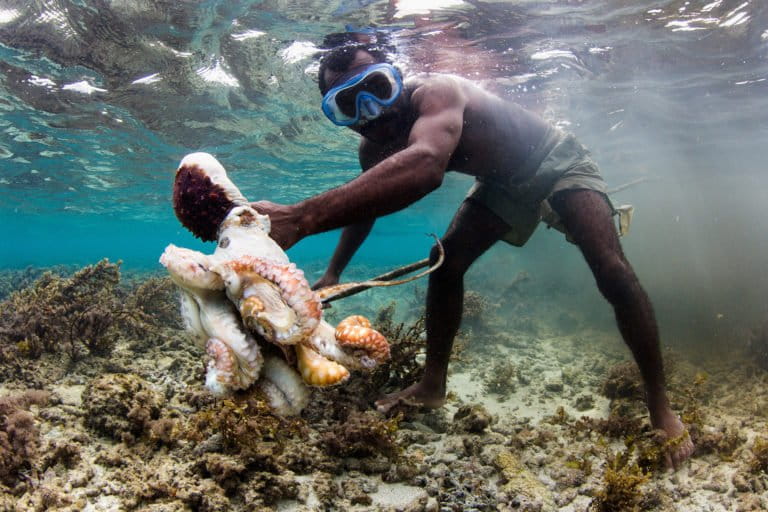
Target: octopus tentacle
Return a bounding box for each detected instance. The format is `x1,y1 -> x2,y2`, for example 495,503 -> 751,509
199,299 -> 262,365
295,343 -> 350,387
179,291 -> 206,347
205,337 -> 235,394
335,315 -> 390,368
259,356 -> 310,416
218,256 -> 322,344
197,297 -> 263,395
204,337 -> 260,394
160,244 -> 224,292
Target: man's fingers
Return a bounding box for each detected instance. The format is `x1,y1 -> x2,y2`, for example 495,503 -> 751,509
250,200 -> 271,214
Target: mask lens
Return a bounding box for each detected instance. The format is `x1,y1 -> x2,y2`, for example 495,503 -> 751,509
334,71 -> 394,117
334,88 -> 359,117
359,72 -> 393,99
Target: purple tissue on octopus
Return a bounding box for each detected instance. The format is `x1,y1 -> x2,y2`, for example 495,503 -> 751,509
173,164 -> 237,241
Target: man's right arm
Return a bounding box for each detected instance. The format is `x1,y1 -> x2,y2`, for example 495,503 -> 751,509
312,139 -> 393,288
313,218 -> 374,288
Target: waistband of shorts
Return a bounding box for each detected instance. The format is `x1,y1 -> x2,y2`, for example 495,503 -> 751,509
517,124 -> 561,178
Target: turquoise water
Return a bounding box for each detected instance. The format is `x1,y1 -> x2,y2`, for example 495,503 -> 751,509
1,0 -> 767,342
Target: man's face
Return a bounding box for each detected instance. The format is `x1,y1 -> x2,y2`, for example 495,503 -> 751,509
322,50 -> 407,142
322,50 -> 378,98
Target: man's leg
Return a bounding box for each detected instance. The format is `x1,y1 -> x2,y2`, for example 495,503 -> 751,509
376,199 -> 510,412
550,189 -> 694,469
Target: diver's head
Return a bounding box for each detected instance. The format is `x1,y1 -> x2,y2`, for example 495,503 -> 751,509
318,43 -> 393,96
318,44 -> 407,138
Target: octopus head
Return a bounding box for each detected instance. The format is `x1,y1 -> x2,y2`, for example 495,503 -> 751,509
219,205 -> 271,235
173,153 -> 249,242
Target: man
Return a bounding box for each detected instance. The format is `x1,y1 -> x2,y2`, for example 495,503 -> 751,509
254,43 -> 694,468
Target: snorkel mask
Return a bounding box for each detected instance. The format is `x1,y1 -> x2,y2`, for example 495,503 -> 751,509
321,63 -> 403,126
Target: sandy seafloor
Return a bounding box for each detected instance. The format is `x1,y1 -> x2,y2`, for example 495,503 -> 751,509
0,260 -> 767,512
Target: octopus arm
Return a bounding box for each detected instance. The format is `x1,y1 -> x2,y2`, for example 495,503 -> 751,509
160,244 -> 224,292
205,337 -> 239,394
259,356 -> 310,416
334,315 -> 390,367
179,291 -> 207,348
215,256 -> 322,345
295,343 -> 349,387
199,299 -> 263,386
307,317 -> 390,371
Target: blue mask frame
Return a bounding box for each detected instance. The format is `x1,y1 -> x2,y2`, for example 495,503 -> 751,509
321,63 -> 403,126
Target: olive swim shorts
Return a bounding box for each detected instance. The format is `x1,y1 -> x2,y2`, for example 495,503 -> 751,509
466,126 -> 611,246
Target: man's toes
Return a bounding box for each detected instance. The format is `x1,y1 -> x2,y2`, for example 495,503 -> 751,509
374,400 -> 390,413
668,441 -> 694,471
375,397 -> 400,414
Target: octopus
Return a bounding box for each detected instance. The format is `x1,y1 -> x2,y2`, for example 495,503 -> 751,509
160,153 -> 442,415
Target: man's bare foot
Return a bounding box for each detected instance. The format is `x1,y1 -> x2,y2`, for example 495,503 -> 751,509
375,381 -> 446,414
652,409 -> 695,470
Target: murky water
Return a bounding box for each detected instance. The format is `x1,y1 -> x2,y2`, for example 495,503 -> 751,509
1,0 -> 766,340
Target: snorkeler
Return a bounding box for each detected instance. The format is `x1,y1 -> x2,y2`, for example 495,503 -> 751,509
253,43 -> 695,470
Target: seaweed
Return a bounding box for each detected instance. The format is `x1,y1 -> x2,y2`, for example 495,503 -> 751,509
0,265 -> 78,302
0,390 -> 50,487
573,412 -> 644,441
0,260 -> 179,364
696,426 -> 744,461
601,361 -> 645,401
321,409 -> 401,459
548,405 -> 570,425
123,276 -> 181,330
749,437 -> 768,474
184,393 -> 306,462
0,260 -> 123,360
82,373 -> 165,444
462,290 -> 491,329
591,448 -> 650,512
564,454 -> 593,476
368,301 -> 427,392
678,372 -> 710,440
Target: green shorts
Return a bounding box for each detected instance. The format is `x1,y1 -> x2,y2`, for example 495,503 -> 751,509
466,126 -> 609,246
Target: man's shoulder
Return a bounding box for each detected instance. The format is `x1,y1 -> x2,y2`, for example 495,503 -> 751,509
408,73 -> 471,111
408,73 -> 467,92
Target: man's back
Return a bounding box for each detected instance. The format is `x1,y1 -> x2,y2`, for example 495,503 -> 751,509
448,76 -> 551,182
400,74 -> 552,182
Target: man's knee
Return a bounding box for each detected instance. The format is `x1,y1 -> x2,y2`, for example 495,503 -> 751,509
430,240 -> 474,278
593,256 -> 641,305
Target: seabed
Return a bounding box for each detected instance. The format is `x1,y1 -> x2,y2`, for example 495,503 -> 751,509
0,260 -> 766,511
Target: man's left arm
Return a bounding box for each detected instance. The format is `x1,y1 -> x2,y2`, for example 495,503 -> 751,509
257,81 -> 467,249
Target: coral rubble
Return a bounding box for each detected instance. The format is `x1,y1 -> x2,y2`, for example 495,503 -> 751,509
0,262 -> 767,510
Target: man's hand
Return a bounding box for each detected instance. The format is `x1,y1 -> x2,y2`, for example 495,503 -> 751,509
312,272 -> 340,290
250,200 -> 303,250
